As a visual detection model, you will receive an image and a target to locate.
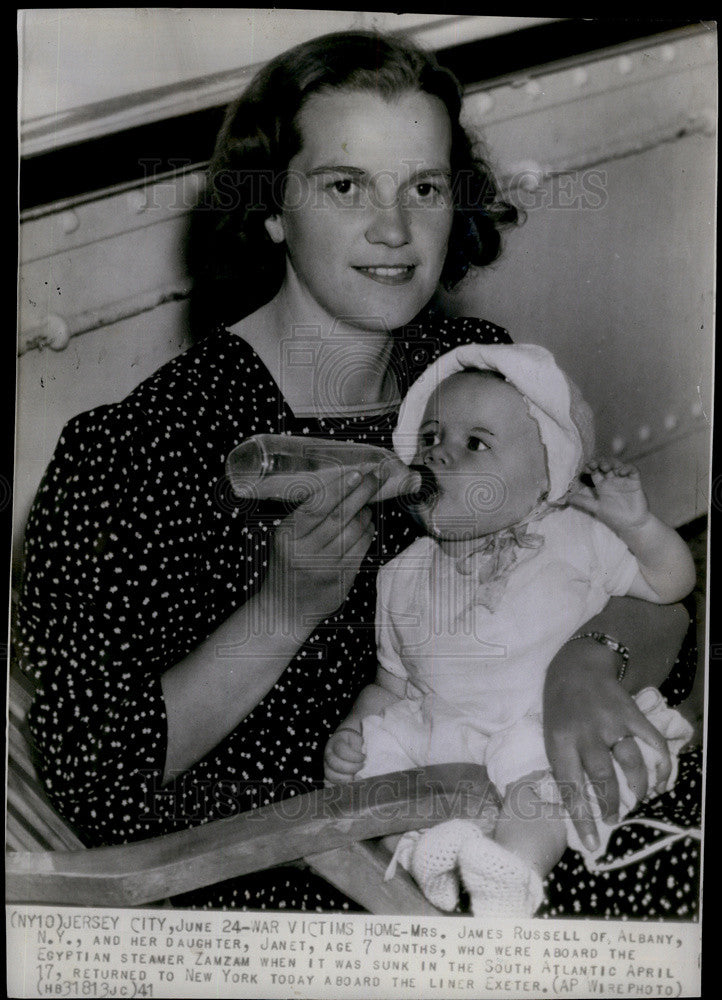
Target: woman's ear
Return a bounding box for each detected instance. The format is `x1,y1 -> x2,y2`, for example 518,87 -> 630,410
264,214 -> 285,244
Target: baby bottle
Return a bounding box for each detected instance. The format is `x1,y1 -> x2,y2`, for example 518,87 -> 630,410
225,434 -> 436,503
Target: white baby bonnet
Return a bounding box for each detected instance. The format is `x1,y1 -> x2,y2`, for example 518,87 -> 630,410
392,342 -> 596,504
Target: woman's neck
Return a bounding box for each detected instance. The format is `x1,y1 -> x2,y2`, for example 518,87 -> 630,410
230,277 -> 400,418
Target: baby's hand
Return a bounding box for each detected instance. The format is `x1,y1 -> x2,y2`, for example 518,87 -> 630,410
569,459 -> 651,534
323,727 -> 366,784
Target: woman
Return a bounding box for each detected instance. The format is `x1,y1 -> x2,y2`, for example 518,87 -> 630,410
16,30 -> 700,915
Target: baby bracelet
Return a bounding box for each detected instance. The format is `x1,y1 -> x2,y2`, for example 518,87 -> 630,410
568,631 -> 630,682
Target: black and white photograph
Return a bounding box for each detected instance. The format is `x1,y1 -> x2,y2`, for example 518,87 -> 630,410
9,10 -> 714,999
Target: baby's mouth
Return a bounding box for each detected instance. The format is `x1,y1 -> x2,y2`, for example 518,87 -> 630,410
407,464 -> 439,505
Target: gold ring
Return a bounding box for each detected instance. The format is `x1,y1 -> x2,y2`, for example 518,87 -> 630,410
610,735 -> 634,751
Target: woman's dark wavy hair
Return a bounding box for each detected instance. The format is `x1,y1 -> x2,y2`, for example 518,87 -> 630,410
189,30 -> 518,329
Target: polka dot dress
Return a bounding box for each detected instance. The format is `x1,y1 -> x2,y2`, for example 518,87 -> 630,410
14,319 -> 702,917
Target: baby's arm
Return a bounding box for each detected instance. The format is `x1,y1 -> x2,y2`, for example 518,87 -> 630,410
570,459 -> 696,603
323,668 -> 405,783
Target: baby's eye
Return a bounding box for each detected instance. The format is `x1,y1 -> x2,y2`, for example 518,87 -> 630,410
420,431 -> 440,448
467,436 -> 489,452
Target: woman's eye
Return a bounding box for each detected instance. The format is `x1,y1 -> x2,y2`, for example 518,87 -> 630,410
467,436 -> 489,452
420,432 -> 440,448
406,180 -> 449,205
326,178 -> 360,201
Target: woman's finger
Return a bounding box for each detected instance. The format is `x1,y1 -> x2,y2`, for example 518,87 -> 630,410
549,742 -> 602,852
609,736 -> 648,803
297,470 -> 385,544
310,513 -> 373,570
331,518 -> 376,563
373,457 -> 422,503
327,503 -> 374,544
624,712 -> 673,794
578,742 -> 621,825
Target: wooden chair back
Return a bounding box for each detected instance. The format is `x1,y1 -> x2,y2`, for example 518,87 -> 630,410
6,671 -> 497,913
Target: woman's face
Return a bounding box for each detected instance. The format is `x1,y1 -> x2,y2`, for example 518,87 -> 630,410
267,87 -> 454,331
412,372 -> 549,540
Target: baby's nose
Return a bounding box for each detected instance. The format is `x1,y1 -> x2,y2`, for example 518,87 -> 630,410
423,445 -> 450,467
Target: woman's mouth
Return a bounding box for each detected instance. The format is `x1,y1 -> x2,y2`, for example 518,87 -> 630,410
353,265 -> 416,285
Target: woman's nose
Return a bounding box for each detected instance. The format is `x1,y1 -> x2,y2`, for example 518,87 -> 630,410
365,201 -> 411,248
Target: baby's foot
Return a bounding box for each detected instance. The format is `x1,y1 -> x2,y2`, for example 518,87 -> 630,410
409,819 -> 481,911
458,834 -> 544,918
383,830 -> 422,882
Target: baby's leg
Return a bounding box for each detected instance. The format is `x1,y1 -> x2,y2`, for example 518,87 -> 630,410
495,771 -> 568,879
456,771 -> 567,918
354,712 -> 423,863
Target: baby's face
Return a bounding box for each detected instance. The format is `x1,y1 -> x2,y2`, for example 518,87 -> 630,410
412,371 -> 549,540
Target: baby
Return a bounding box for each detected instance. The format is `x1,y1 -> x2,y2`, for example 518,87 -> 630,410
324,343 -> 696,918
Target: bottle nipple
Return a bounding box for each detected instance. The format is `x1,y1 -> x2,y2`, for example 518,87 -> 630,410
407,464 -> 438,504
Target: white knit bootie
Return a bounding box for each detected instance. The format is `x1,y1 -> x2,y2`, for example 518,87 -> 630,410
384,830 -> 422,882
407,819 -> 482,911
458,832 -> 545,918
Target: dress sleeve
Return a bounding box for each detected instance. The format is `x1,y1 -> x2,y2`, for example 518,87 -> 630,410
584,513 -> 641,597
14,395 -> 245,845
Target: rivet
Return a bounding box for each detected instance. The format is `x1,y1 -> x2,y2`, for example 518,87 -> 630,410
617,55 -> 634,75
60,210 -> 80,234
611,437 -> 626,455
572,67 -> 589,87
474,91 -> 495,115
44,314 -> 70,351
660,44 -> 676,62
128,190 -> 148,214
693,107 -> 717,136
510,160 -> 543,192
524,80 -> 542,98
690,400 -> 704,418
638,424 -> 651,442
664,413 -> 677,431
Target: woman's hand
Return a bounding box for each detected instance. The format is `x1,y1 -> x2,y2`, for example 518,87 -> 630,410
544,638 -> 672,852
263,466 -> 387,629
324,727 -> 366,784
